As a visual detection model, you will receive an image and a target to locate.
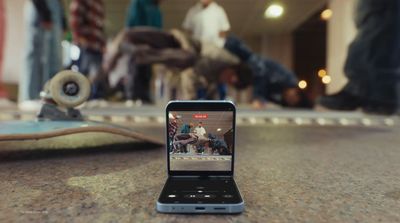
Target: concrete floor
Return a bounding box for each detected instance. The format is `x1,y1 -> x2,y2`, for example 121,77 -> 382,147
170,154 -> 232,171
1,119 -> 400,222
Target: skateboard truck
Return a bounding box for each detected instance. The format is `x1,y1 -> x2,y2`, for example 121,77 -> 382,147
37,70 -> 91,121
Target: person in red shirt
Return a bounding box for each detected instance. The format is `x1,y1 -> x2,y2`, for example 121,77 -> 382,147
70,0 -> 106,98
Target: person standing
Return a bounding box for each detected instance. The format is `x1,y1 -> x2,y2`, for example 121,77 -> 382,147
183,0 -> 230,48
168,113 -> 180,153
70,0 -> 106,99
126,0 -> 163,28
194,121 -> 207,154
183,0 -> 231,99
125,0 -> 163,105
19,0 -> 66,110
318,0 -> 400,115
194,121 -> 206,137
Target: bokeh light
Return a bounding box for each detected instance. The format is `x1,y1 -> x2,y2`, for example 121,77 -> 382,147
298,80 -> 307,89
321,9 -> 333,20
265,4 -> 284,19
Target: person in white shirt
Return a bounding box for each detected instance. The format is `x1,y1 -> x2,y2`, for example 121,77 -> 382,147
194,122 -> 207,137
182,0 -> 230,48
193,121 -> 207,154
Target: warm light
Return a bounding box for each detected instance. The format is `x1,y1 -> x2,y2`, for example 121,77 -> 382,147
217,128 -> 222,132
298,80 -> 307,89
322,75 -> 332,84
264,4 -> 284,18
318,69 -> 327,78
321,9 -> 333,20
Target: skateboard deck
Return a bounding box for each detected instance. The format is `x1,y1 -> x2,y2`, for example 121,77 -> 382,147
0,70 -> 164,149
0,120 -> 163,145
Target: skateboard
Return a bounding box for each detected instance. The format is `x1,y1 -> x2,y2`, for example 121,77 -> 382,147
0,70 -> 163,146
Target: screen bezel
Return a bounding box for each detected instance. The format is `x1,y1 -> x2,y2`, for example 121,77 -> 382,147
166,101 -> 236,176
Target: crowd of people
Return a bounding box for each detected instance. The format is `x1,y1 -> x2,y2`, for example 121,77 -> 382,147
2,0 -> 398,115
14,0 -> 304,111
168,114 -> 231,156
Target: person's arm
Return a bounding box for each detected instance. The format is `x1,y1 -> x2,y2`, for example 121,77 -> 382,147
218,7 -> 231,37
32,0 -> 52,29
182,7 -> 194,35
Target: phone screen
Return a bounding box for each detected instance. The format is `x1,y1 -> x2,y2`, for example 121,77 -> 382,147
168,111 -> 234,172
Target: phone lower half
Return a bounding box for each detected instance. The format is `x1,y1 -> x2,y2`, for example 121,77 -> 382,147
157,176 -> 244,214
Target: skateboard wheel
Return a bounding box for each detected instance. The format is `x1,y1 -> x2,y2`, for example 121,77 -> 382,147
49,70 -> 91,108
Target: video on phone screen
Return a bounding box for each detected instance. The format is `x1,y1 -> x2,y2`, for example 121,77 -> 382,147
168,111 -> 233,171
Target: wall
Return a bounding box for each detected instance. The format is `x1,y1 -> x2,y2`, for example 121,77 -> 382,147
260,34 -> 293,70
2,0 -> 25,84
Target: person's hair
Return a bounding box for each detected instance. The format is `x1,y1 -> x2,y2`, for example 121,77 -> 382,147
233,63 -> 253,90
199,122 -> 202,124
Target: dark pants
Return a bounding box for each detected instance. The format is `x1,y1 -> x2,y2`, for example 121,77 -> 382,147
344,0 -> 400,106
125,61 -> 152,102
79,48 -> 105,99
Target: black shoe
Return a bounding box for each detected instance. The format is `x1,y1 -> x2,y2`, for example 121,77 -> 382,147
318,90 -> 363,111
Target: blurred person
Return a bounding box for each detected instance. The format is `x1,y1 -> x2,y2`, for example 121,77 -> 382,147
187,58 -> 252,100
224,35 -> 305,108
318,0 -> 400,115
125,0 -> 164,105
179,122 -> 193,153
126,0 -> 163,28
194,121 -> 207,153
102,28 -> 252,100
19,0 -> 66,110
208,133 -> 229,155
70,0 -> 106,99
180,122 -> 193,134
102,27 -> 195,100
194,121 -> 206,137
168,112 -> 180,152
183,0 -> 231,99
183,0 -> 230,48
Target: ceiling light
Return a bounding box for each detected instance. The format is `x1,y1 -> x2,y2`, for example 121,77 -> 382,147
318,69 -> 327,78
264,4 -> 284,19
321,9 -> 333,20
322,75 -> 332,84
298,80 -> 307,89
217,128 -> 222,132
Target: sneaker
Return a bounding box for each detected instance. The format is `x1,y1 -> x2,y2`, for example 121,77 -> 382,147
125,99 -> 143,107
317,90 -> 363,111
18,100 -> 43,112
125,100 -> 134,107
85,99 -> 109,108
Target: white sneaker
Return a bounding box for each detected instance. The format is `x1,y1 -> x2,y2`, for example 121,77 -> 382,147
125,100 -> 134,107
18,100 -> 42,112
98,99 -> 109,108
135,99 -> 143,106
85,99 -> 109,108
125,99 -> 143,107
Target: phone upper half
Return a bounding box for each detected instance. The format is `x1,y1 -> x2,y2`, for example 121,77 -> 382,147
166,101 -> 236,176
